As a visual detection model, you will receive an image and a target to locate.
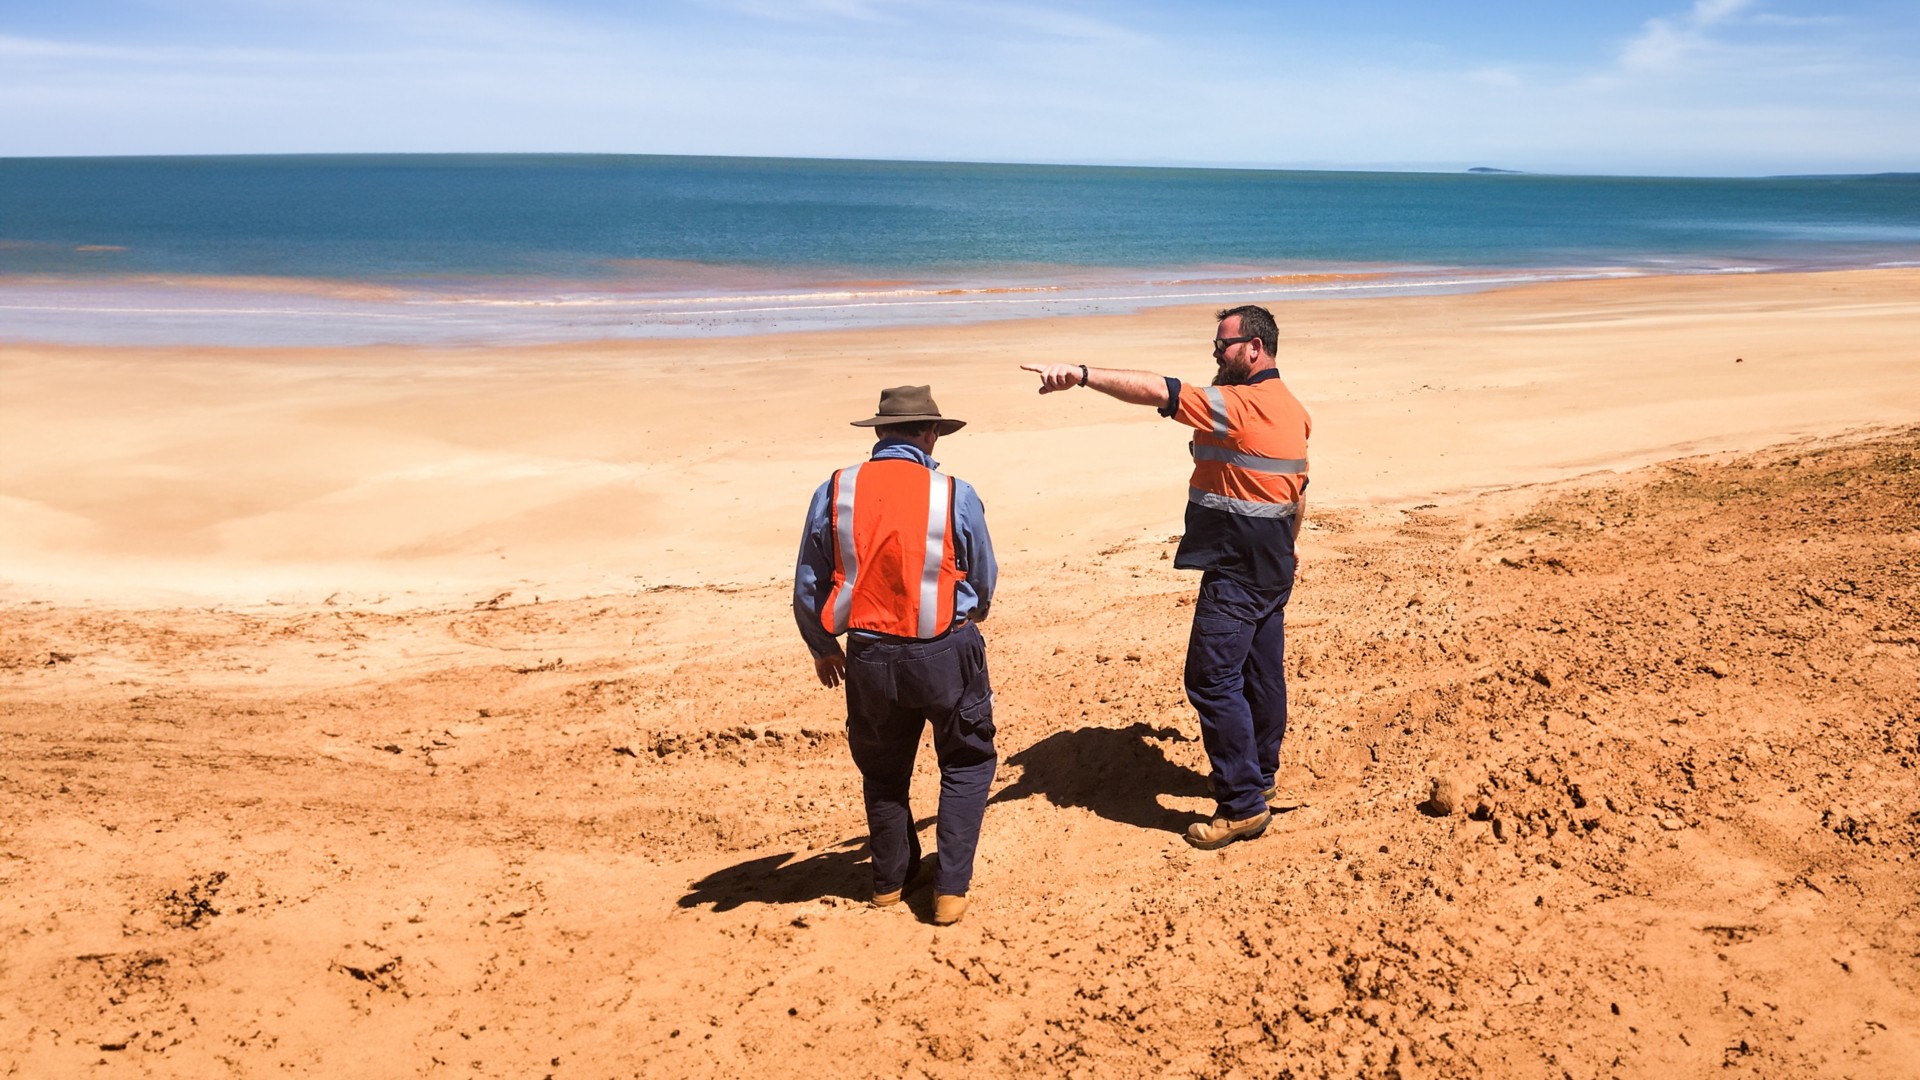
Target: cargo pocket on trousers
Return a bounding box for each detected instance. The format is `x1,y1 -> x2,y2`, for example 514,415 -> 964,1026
954,692 -> 997,760
1186,614 -> 1252,692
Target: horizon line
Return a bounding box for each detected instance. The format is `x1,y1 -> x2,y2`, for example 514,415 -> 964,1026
3,150 -> 1915,183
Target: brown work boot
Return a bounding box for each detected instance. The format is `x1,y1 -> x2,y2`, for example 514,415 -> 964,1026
1184,810 -> 1272,850
870,853 -> 937,908
932,893 -> 968,925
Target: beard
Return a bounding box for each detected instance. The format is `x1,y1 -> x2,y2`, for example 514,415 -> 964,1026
1211,356 -> 1253,386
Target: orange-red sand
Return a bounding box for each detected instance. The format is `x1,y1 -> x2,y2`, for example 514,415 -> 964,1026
2,270 -> 1917,1076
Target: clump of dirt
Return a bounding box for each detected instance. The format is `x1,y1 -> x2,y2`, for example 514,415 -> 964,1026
161,871 -> 227,931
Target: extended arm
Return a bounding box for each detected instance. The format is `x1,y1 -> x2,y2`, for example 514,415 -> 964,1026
1020,364 -> 1173,409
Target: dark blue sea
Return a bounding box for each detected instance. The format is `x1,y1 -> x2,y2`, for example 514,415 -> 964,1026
2,154 -> 1917,345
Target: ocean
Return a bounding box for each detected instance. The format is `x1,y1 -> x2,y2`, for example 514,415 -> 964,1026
2,154 -> 1917,346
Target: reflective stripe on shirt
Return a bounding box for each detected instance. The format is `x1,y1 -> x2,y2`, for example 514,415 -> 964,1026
1189,444 -> 1308,475
1188,486 -> 1299,519
1203,386 -> 1230,436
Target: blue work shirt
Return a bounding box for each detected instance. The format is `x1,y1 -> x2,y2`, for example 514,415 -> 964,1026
793,438 -> 997,660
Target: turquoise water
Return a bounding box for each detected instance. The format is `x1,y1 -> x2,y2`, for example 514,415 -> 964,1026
2,154 -> 1917,345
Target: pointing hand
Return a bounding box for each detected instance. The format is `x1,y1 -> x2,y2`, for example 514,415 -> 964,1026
1020,363 -> 1082,394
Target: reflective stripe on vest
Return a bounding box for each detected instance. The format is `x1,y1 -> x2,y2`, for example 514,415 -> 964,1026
830,462 -> 863,634
822,459 -> 963,639
916,473 -> 953,638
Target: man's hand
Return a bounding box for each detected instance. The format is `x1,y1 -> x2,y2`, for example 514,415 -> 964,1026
814,654 -> 846,688
1020,363 -> 1171,408
1020,363 -> 1082,394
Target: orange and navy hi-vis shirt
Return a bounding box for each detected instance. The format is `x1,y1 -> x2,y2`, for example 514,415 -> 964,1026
1159,368 -> 1311,590
819,458 -> 967,640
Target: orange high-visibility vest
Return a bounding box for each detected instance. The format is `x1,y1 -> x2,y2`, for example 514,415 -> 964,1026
821,459 -> 966,639
1175,379 -> 1311,518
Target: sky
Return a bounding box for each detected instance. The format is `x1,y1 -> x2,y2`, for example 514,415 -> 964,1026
1,0 -> 1916,175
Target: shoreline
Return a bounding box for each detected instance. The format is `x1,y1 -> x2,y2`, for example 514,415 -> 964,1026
3,259 -> 1913,348
3,267 -> 1919,609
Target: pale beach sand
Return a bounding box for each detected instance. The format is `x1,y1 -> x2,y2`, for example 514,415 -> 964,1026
2,268 -> 1917,606
2,269 -> 1917,1077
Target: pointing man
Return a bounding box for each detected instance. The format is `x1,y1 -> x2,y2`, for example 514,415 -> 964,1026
1022,305 -> 1310,849
793,386 -> 998,924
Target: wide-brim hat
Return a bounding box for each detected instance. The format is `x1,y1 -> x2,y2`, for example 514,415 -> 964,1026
849,385 -> 966,435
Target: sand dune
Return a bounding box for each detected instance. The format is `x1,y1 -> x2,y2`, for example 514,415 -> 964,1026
1,270 -> 1918,1076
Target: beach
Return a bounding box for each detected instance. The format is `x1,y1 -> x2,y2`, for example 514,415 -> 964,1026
3,268 -> 1918,1076
5,268 -> 1920,607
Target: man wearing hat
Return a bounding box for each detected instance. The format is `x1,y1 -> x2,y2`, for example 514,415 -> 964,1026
793,385 -> 998,926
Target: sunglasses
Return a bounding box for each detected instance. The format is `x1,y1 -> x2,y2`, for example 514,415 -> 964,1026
1212,334 -> 1256,353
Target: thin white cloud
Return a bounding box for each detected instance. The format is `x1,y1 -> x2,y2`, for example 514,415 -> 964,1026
0,32 -> 368,65
966,1 -> 1152,47
77,0 -> 601,51
1748,13 -> 1845,27
0,31 -> 546,74
0,33 -> 136,61
1620,0 -> 1754,71
1695,0 -> 1752,23
718,0 -> 902,25
706,0 -> 1149,46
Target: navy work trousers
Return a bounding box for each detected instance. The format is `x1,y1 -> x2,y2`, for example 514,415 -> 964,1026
844,621 -> 997,896
1184,569 -> 1294,822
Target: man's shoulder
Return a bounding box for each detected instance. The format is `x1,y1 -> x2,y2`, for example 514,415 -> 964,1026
943,472 -> 987,508
1242,373 -> 1307,406
807,470 -> 842,506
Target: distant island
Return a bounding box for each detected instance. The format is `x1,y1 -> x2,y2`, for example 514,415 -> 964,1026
1467,167 -> 1526,174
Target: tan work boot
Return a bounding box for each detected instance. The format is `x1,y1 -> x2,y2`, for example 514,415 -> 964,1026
1184,810 -> 1272,850
870,853 -> 937,908
932,893 -> 968,925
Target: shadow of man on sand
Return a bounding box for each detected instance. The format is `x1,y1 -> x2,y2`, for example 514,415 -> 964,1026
989,722 -> 1208,832
679,815 -> 935,912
